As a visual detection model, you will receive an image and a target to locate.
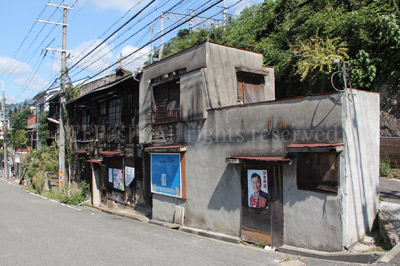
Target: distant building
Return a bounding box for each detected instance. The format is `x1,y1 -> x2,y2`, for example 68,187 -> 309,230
30,78 -> 88,149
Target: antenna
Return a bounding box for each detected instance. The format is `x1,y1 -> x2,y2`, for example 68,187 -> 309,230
331,60 -> 350,92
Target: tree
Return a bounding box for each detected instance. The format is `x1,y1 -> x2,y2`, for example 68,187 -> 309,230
38,113 -> 50,146
9,108 -> 33,135
149,0 -> 400,100
9,107 -> 33,149
11,129 -> 28,149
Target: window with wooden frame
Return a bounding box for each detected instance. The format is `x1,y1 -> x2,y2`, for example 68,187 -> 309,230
236,70 -> 266,104
81,108 -> 90,124
296,152 -> 339,194
100,101 -> 107,116
150,80 -> 180,123
108,98 -> 122,126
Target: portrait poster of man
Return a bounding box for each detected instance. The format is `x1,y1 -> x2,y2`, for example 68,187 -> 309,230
248,169 -> 269,209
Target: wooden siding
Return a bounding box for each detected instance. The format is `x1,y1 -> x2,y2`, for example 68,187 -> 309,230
381,137 -> 400,166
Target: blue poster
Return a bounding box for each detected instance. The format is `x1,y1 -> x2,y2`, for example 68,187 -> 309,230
108,168 -> 113,183
151,154 -> 181,198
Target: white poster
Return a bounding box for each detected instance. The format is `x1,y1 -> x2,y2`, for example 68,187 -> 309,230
125,166 -> 135,186
247,169 -> 268,209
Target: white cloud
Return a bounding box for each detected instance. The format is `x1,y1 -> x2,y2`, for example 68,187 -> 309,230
87,0 -> 142,13
0,56 -> 31,76
8,96 -> 17,102
13,74 -> 50,92
69,39 -> 114,74
118,45 -> 151,71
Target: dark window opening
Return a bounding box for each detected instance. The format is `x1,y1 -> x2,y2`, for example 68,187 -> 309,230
100,102 -> 107,116
82,108 -> 90,124
149,80 -> 180,123
237,72 -> 265,104
296,153 -> 339,194
109,98 -> 122,126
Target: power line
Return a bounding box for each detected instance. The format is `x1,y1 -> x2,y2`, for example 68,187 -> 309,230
2,1 -> 65,85
78,0 -> 224,87
67,0 -> 190,78
0,4 -> 48,78
39,0 -> 225,94
67,0 -> 155,74
40,0 -> 158,93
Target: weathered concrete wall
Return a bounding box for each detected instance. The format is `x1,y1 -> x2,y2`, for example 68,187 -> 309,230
341,89 -> 380,247
282,164 -> 343,251
139,42 -> 275,144
180,69 -> 207,121
151,93 -> 345,237
204,43 -> 274,108
139,43 -> 208,144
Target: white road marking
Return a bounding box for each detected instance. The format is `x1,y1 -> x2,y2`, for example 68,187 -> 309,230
1,178 -> 81,211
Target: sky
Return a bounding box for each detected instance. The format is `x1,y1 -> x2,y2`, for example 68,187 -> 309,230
0,0 -> 263,104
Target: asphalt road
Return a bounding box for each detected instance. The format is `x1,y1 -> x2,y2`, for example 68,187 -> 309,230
2,177 -> 400,266
380,177 -> 400,204
0,178 -> 291,266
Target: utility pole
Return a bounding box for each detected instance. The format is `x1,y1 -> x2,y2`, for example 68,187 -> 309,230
2,81 -> 9,179
189,10 -> 194,32
159,11 -> 164,61
38,3 -> 72,191
223,0 -> 226,30
157,8 -> 224,60
151,21 -> 154,64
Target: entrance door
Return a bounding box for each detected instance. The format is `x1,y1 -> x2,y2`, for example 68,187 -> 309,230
241,165 -> 283,247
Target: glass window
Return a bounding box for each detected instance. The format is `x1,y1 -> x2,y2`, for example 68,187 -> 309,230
100,102 -> 107,116
296,153 -> 339,194
108,98 -> 122,126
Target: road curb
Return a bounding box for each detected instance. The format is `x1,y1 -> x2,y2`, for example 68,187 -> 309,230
148,220 -> 181,229
178,226 -> 240,244
88,204 -> 150,223
379,243 -> 400,263
277,245 -> 382,264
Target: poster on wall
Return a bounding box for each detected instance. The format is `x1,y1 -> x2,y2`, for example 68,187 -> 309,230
247,169 -> 268,209
125,166 -> 135,186
113,168 -> 125,191
108,168 -> 113,183
151,153 -> 181,198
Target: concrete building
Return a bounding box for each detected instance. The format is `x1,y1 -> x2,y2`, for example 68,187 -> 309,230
138,42 -> 380,251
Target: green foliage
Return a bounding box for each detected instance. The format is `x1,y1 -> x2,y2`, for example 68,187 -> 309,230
66,85 -> 80,101
11,129 -> 28,149
42,190 -> 61,199
374,233 -> 390,251
380,157 -> 391,177
9,108 -> 33,134
291,37 -> 348,82
37,113 -> 50,146
155,0 -> 400,98
23,144 -> 59,190
80,180 -> 90,198
32,170 -> 46,194
59,192 -> 85,205
59,180 -> 90,205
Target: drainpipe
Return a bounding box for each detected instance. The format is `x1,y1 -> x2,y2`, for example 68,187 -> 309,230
133,71 -> 141,82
